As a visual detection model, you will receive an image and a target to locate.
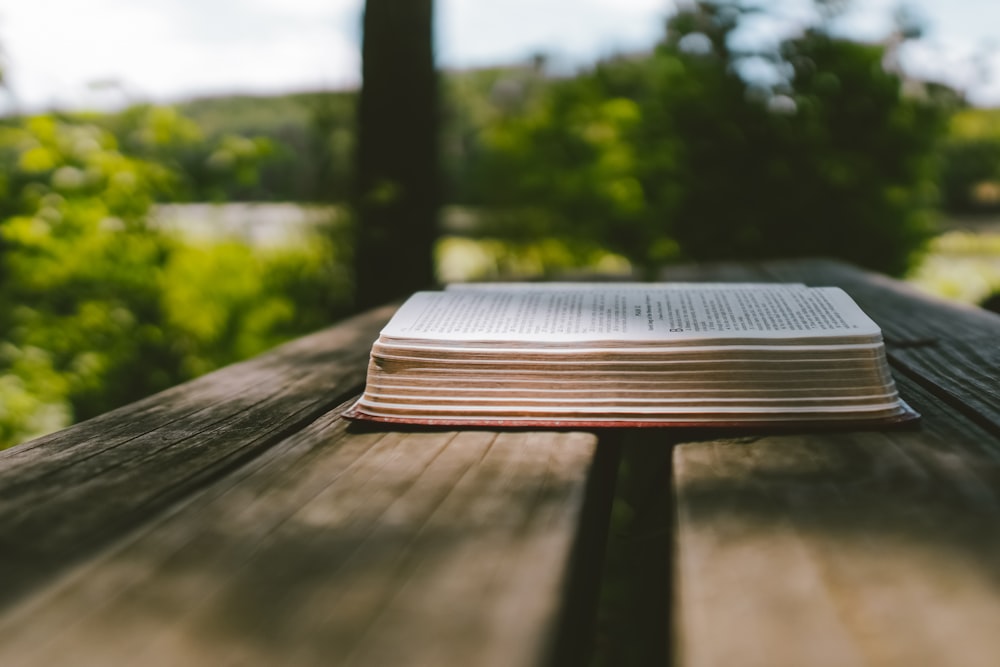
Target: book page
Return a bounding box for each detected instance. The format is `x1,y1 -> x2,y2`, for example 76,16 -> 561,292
446,281 -> 806,290
380,285 -> 881,345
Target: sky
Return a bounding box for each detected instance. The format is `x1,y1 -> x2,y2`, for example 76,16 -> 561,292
0,0 -> 998,112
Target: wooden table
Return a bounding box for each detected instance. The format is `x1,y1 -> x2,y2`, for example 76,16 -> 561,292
1,259 -> 998,666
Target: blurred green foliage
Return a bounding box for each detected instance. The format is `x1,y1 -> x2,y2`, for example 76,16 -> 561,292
469,2 -> 949,277
939,107 -> 1000,212
468,58 -> 672,272
0,110 -> 350,449
67,21 -> 979,243
167,92 -> 356,202
1,0 -> 994,448
95,104 -> 277,202
161,231 -> 352,380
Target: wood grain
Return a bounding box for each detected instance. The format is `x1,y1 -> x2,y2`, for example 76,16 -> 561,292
667,260 -> 1000,667
675,376 -> 1000,667
0,304 -> 396,610
0,400 -> 602,667
5,258 -> 998,667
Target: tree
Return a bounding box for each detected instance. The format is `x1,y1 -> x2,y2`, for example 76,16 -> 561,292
471,1 -> 948,277
0,114 -> 183,444
938,107 -> 1000,213
0,108 -> 354,449
354,0 -> 439,308
644,3 -> 948,275
473,57 -> 676,273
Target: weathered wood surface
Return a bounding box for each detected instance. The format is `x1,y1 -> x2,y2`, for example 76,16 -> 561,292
666,259 -> 1000,667
3,257 -> 999,667
0,302 -> 613,666
0,304 -> 396,611
0,402 -> 605,667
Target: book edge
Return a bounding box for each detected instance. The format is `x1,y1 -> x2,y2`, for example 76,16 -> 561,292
341,399 -> 921,430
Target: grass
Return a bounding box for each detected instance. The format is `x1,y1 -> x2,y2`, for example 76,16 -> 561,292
906,228 -> 1000,307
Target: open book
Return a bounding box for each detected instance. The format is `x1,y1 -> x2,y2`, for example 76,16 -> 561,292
346,283 -> 919,427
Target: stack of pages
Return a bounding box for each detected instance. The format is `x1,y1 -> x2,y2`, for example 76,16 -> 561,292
346,283 -> 918,427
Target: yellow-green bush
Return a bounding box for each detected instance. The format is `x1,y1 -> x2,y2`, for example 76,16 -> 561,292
0,112 -> 350,449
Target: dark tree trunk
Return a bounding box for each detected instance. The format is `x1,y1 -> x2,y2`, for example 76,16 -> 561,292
354,0 -> 439,309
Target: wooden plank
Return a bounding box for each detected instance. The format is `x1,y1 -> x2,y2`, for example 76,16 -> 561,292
670,260 -> 1000,667
890,335 -> 1000,437
0,399 -> 603,667
0,304 -> 396,611
674,376 -> 1000,667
